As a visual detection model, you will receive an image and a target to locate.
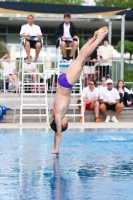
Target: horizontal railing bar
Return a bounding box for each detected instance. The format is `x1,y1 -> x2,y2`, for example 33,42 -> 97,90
21,114 -> 47,116
22,104 -> 47,106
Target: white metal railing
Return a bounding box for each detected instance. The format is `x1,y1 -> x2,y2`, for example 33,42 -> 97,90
1,59 -> 133,93
82,59 -> 133,88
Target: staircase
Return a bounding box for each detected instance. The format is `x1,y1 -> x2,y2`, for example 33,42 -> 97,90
0,93 -> 133,123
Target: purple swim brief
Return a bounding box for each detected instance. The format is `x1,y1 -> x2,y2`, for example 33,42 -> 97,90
58,73 -> 73,89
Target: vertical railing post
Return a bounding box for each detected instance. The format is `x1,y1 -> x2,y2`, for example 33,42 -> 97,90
121,15 -> 125,80
108,19 -> 112,44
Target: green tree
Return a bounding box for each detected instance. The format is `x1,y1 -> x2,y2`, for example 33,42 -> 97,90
9,0 -> 82,5
94,0 -> 133,7
116,40 -> 133,63
0,42 -> 8,58
79,38 -> 85,49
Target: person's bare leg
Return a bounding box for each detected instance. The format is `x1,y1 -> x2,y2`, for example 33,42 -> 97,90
100,103 -> 108,116
52,132 -> 62,154
114,103 -> 124,117
91,74 -> 95,81
88,74 -> 91,83
93,72 -> 97,81
32,70 -> 36,83
84,74 -> 88,87
35,42 -> 41,61
61,41 -> 67,58
69,41 -> 78,57
79,101 -> 86,122
25,42 -> 31,62
12,74 -> 18,88
97,70 -> 100,81
65,27 -> 108,85
6,75 -> 15,87
94,101 -> 99,118
80,101 -> 86,114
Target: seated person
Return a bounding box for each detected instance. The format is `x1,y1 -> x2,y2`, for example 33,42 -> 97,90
100,79 -> 124,122
23,56 -> 37,92
78,80 -> 100,123
20,15 -> 42,64
55,12 -> 78,63
97,76 -> 107,96
116,80 -> 133,107
0,54 -> 18,91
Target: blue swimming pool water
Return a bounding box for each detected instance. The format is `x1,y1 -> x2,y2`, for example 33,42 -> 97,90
0,128 -> 133,200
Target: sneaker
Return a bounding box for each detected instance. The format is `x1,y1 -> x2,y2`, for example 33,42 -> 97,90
63,59 -> 68,63
127,100 -> 132,105
79,117 -> 82,123
111,116 -> 119,122
105,115 -> 110,122
95,117 -> 100,123
68,59 -> 73,63
129,103 -> 133,108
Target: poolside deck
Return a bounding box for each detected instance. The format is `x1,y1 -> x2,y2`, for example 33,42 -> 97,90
0,122 -> 133,129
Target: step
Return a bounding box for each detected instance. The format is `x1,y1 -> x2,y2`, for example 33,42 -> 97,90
0,108 -> 133,123
0,93 -> 80,109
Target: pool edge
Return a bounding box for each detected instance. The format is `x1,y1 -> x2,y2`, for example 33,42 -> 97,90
0,122 -> 133,129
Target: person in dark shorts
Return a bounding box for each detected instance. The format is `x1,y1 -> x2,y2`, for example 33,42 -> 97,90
100,79 -> 124,122
55,12 -> 78,63
20,15 -> 42,63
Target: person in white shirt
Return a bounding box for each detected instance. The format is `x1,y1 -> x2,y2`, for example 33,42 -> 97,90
78,80 -> 100,123
97,38 -> 114,78
0,54 -> 18,90
55,12 -> 78,63
116,80 -> 133,107
20,15 -> 42,64
97,76 -> 107,96
100,79 -> 124,122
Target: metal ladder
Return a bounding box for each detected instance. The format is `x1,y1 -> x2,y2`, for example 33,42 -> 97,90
16,37 -> 49,125
52,37 -> 85,124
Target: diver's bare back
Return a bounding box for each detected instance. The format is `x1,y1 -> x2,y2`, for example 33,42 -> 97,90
53,85 -> 71,119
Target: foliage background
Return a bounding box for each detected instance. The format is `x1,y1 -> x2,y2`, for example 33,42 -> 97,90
94,0 -> 133,7
6,0 -> 82,5
0,42 -> 8,58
